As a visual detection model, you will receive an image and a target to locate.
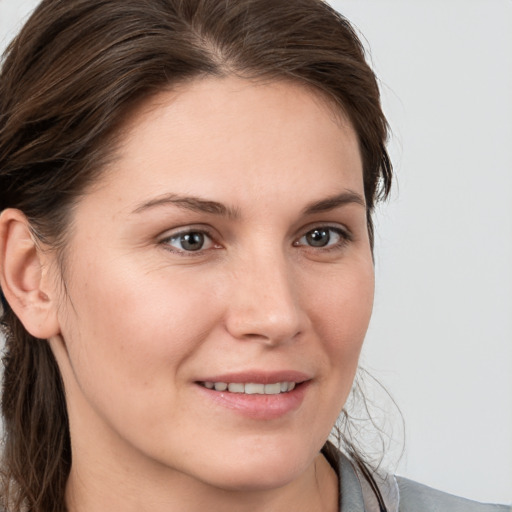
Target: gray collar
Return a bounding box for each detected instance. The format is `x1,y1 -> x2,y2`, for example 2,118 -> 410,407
338,453 -> 399,512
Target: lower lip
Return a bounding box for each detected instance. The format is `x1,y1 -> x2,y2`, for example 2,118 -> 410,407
195,382 -> 310,420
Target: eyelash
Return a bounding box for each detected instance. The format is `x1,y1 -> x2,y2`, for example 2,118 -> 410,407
160,227 -> 218,255
160,225 -> 352,256
293,225 -> 352,252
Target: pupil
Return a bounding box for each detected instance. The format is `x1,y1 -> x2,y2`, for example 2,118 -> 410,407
181,232 -> 204,251
307,229 -> 330,247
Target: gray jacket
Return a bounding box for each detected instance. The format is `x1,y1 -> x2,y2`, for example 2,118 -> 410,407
338,453 -> 511,512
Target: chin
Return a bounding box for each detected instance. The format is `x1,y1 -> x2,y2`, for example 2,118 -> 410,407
202,461 -> 306,493
184,437 -> 320,492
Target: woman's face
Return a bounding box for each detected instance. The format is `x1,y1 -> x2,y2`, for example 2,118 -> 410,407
50,77 -> 374,492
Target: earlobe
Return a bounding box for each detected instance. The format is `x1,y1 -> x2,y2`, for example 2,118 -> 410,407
0,208 -> 60,339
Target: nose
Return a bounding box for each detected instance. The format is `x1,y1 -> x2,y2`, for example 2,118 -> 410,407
224,251 -> 308,346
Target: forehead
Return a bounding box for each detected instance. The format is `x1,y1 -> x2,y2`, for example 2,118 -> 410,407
92,76 -> 363,212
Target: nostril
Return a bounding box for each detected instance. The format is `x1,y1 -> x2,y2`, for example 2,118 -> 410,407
230,326 -> 303,347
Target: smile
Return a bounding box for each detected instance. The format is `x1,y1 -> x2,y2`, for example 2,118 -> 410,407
200,381 -> 297,394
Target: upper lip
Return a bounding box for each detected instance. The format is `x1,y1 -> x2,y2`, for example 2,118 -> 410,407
196,370 -> 312,384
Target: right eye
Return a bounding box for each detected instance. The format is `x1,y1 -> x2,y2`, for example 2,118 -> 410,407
162,230 -> 215,253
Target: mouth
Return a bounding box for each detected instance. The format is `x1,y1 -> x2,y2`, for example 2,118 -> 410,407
198,381 -> 297,395
195,378 -> 309,420
194,371 -> 311,419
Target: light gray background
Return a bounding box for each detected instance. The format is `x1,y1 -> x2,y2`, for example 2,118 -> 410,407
1,0 -> 511,504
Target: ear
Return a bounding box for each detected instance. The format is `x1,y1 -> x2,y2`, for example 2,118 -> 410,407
0,208 -> 60,339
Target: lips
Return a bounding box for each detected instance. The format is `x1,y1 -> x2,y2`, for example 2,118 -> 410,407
194,370 -> 311,420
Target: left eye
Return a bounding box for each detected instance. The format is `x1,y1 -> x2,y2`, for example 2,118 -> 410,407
296,227 -> 347,248
164,231 -> 214,252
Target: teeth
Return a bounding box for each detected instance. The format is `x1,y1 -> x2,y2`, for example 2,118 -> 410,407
245,383 -> 264,394
203,381 -> 298,394
227,383 -> 244,393
264,383 -> 281,395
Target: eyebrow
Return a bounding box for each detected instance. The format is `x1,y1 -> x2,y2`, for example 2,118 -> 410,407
302,190 -> 366,214
131,189 -> 365,218
131,193 -> 241,219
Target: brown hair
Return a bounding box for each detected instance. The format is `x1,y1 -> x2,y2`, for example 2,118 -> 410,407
0,0 -> 392,510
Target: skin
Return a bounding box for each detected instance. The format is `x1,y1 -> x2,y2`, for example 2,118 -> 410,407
0,77 -> 374,511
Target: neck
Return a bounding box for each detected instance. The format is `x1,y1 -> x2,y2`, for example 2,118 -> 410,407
66,451 -> 338,512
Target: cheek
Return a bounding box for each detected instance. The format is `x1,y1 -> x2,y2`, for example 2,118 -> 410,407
305,257 -> 374,421
311,259 -> 374,355
291,259 -> 374,450
58,256 -> 223,397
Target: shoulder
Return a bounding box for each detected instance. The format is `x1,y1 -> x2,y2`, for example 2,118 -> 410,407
334,448 -> 510,512
396,476 -> 512,512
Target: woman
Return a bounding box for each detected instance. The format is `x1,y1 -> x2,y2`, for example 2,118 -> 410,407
0,1 -> 509,511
